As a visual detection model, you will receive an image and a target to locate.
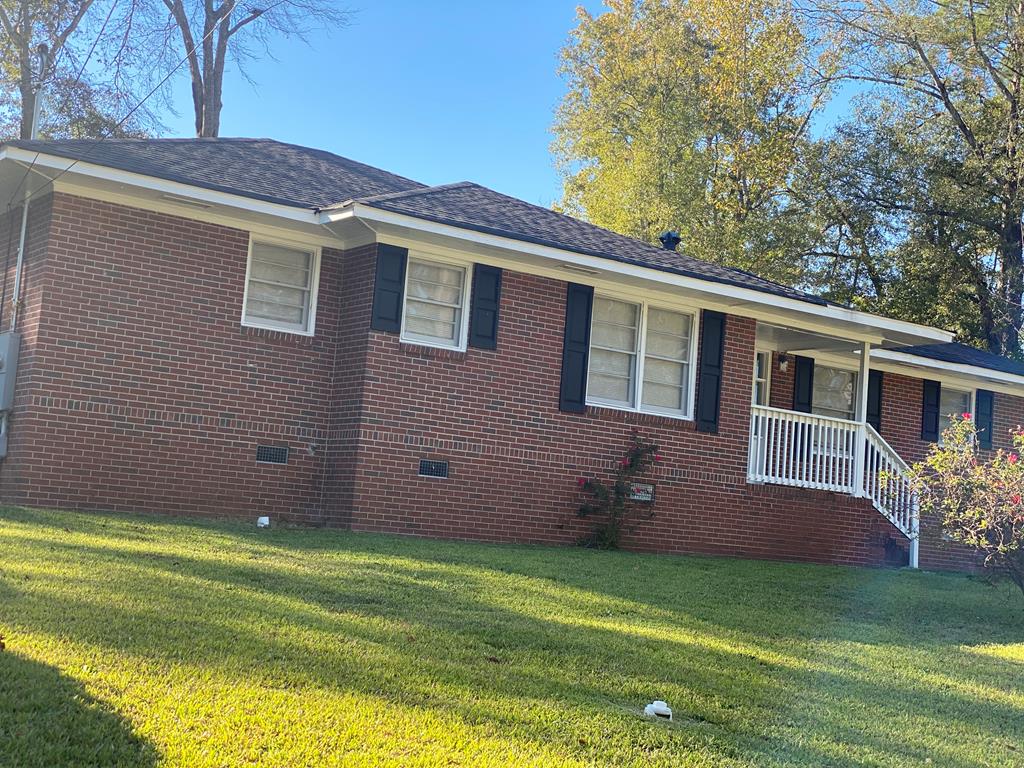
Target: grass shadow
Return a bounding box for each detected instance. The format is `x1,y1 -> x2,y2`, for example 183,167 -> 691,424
0,649 -> 158,768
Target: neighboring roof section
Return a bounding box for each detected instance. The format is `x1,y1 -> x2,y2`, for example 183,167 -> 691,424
4,137 -> 426,209
349,182 -> 827,306
887,342 -> 1024,377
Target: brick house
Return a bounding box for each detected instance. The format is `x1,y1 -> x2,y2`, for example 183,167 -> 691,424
1,137 -> 1022,571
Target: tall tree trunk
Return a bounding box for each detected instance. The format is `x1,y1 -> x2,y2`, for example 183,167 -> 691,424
999,211 -> 1024,356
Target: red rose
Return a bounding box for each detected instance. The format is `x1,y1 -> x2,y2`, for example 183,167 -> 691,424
1010,454 -> 1020,465
1012,494 -> 1022,505
577,477 -> 587,487
654,454 -> 663,462
620,458 -> 630,467
962,412 -> 972,420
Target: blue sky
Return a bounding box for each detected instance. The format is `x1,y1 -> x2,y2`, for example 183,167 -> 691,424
163,1 -> 606,206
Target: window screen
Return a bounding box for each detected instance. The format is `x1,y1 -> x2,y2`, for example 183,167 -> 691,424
403,259 -> 467,347
244,242 -> 316,333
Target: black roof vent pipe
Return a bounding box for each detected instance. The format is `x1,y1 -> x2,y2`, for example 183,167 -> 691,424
659,230 -> 681,251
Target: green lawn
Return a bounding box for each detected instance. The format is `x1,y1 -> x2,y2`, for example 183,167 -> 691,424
0,508 -> 1022,767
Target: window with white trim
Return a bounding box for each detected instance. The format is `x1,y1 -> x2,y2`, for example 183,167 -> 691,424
587,296 -> 695,417
401,257 -> 468,349
753,351 -> 771,406
939,387 -> 972,437
812,365 -> 857,421
243,240 -> 318,334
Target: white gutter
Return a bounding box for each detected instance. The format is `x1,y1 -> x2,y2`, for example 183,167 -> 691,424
0,146 -> 962,348
327,203 -> 954,346
872,348 -> 1024,389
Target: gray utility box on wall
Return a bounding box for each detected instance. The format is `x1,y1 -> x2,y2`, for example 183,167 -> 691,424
0,331 -> 21,458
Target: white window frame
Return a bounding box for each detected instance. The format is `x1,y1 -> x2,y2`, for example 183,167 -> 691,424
240,234 -> 322,336
753,350 -> 772,406
811,361 -> 859,421
399,253 -> 472,352
585,293 -> 699,421
938,386 -> 974,444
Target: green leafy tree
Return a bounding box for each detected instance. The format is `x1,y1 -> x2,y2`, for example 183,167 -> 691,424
808,0 -> 1024,356
910,415 -> 1024,596
554,0 -> 829,284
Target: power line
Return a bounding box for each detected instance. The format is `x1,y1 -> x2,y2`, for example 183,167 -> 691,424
10,3 -> 234,210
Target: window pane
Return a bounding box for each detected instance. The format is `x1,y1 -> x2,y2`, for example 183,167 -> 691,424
249,282 -> 307,307
591,348 -> 634,378
406,300 -> 457,324
402,259 -> 466,346
588,298 -> 639,406
640,308 -> 691,414
589,373 -> 632,402
251,260 -> 309,287
252,243 -> 311,271
593,321 -> 637,351
939,389 -> 972,436
647,308 -> 692,339
812,366 -> 856,420
753,352 -> 770,406
594,297 -> 638,327
643,382 -> 684,410
643,358 -> 684,386
645,332 -> 689,359
405,316 -> 457,341
245,242 -> 315,331
246,300 -> 304,324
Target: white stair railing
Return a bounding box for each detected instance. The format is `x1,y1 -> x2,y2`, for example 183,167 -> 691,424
863,423 -> 920,567
748,406 -> 920,567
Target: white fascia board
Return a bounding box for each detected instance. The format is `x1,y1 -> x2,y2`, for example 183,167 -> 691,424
327,203 -> 954,345
872,348 -> 1024,393
0,146 -> 321,226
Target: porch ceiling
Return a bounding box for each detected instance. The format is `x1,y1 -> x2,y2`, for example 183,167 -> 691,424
756,324 -> 866,355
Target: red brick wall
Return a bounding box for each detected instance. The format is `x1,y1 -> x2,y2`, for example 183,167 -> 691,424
767,361 -> 1024,570
340,248 -> 902,566
0,192 -> 342,522
0,196 -> 974,569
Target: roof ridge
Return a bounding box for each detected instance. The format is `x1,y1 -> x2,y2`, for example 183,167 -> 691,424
320,181 -> 476,211
356,181 -> 475,204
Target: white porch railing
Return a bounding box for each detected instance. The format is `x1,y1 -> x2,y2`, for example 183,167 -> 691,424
748,405 -> 919,567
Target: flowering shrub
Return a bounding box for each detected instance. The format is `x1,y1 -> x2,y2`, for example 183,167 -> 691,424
910,414 -> 1024,596
576,432 -> 661,549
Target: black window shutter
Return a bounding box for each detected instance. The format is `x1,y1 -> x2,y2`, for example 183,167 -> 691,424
370,244 -> 408,332
695,310 -> 726,433
559,283 -> 594,413
792,356 -> 814,413
867,370 -> 883,431
921,379 -> 941,442
976,389 -> 994,450
468,264 -> 502,349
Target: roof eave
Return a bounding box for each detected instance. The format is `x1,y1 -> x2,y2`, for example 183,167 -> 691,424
872,348 -> 1024,389
327,202 -> 954,347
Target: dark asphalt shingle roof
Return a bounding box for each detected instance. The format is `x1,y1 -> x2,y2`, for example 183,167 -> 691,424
3,137 -> 826,304
350,182 -> 825,304
5,137 -> 426,208
886,342 -> 1024,377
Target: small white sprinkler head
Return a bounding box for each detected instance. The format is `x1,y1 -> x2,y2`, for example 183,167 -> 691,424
256,516 -> 270,528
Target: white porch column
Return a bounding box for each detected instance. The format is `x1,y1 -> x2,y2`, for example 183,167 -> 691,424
852,341 -> 871,497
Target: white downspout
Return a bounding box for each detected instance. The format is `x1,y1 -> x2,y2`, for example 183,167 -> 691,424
9,46 -> 47,333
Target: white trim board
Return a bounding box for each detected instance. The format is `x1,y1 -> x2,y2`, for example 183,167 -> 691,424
335,203 -> 953,347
